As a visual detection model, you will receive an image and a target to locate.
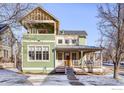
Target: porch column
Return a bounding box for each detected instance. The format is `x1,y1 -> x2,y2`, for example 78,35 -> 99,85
93,52 -> 95,62
84,53 -> 86,61
54,22 -> 56,34
54,49 -> 56,68
88,53 -> 90,61
81,51 -> 83,68
100,50 -> 103,67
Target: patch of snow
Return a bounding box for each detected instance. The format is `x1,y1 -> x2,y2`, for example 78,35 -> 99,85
0,69 -> 32,86
41,75 -> 71,86
77,74 -> 124,86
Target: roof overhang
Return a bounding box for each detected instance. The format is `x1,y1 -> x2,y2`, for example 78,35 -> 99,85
54,45 -> 103,52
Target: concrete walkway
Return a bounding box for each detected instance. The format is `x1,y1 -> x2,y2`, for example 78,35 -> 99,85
66,67 -> 84,85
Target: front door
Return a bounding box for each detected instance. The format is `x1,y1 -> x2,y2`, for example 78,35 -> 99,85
64,52 -> 70,67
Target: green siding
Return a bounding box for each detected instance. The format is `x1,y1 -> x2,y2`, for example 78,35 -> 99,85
23,34 -> 55,41
23,42 -> 54,66
22,34 -> 55,73
79,37 -> 86,45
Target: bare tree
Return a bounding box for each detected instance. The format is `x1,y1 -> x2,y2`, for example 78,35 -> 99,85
0,4 -> 36,63
97,4 -> 124,79
0,3 -> 38,40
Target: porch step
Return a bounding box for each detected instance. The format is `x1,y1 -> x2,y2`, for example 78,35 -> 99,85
55,67 -> 65,73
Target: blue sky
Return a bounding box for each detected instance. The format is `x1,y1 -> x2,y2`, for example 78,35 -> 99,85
19,3 -> 100,46
41,3 -> 100,46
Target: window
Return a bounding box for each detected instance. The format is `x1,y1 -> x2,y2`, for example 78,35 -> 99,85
4,50 -> 8,58
29,46 -> 35,60
64,52 -> 70,60
58,52 -> 62,60
43,46 -> 49,60
28,46 -> 49,61
65,39 -> 69,44
72,53 -> 77,60
36,46 -> 42,60
2,36 -> 9,45
38,29 -> 48,34
58,39 -> 62,44
72,39 -> 77,44
72,52 -> 78,66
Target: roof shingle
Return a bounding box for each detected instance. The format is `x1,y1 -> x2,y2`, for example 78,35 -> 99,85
59,30 -> 87,36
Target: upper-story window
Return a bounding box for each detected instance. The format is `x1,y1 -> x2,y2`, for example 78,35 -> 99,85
37,29 -> 48,34
72,39 -> 77,44
58,39 -> 63,44
65,39 -> 69,44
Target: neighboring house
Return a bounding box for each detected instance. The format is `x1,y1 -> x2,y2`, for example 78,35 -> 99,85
20,7 -> 103,73
0,24 -> 16,68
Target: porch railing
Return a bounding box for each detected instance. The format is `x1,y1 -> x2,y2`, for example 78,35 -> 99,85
83,60 -> 101,68
56,60 -> 102,68
72,60 -> 81,67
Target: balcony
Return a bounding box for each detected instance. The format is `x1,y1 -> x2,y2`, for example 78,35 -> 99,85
23,34 -> 55,41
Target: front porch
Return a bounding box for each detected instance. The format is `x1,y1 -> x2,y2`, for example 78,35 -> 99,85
54,45 -> 103,73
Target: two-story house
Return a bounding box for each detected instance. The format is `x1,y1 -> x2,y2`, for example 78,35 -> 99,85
20,7 -> 103,73
0,24 -> 16,68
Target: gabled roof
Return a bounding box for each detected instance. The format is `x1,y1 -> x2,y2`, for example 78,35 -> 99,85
19,6 -> 59,22
59,30 -> 87,36
0,24 -> 9,33
0,24 -> 16,40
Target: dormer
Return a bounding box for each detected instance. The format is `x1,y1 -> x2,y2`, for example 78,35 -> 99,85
20,7 -> 59,35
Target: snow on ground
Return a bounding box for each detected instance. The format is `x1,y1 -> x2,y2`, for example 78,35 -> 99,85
0,69 -> 32,86
76,74 -> 124,86
41,75 -> 71,86
0,69 -> 124,86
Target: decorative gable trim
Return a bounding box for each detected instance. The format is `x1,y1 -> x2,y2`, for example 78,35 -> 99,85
20,7 -> 59,23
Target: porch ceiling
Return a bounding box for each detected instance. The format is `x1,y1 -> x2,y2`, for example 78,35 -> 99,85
55,45 -> 103,52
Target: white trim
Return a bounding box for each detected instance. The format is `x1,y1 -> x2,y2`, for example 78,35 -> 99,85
27,45 -> 50,62
22,67 -> 54,70
21,41 -> 24,68
23,40 -> 55,42
55,35 -> 78,45
23,20 -> 56,23
23,33 -> 56,35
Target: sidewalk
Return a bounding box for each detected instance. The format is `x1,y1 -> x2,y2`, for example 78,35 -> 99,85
66,67 -> 84,85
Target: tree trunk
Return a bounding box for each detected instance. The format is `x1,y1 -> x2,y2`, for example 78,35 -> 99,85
113,63 -> 119,79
